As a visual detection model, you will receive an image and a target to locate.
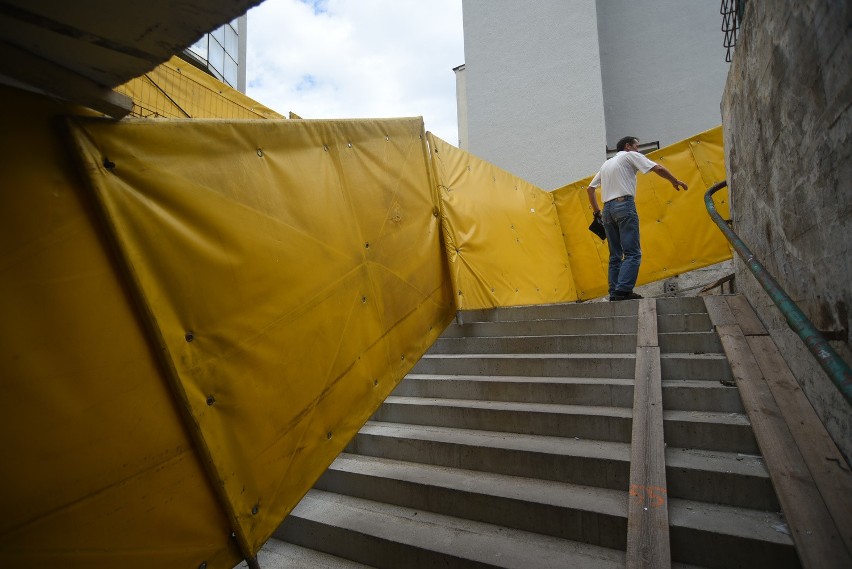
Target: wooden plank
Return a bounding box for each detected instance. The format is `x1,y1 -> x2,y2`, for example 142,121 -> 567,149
703,294 -> 738,327
706,297 -> 852,568
726,295 -> 768,335
637,298 -> 658,348
748,334 -> 852,554
627,298 -> 669,569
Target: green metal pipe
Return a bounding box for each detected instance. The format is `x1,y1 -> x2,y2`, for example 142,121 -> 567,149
704,180 -> 852,406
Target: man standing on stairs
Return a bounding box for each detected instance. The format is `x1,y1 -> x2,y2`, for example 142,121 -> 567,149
586,136 -> 689,301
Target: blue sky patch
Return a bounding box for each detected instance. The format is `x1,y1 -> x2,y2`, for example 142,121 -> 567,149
300,0 -> 328,15
295,74 -> 318,91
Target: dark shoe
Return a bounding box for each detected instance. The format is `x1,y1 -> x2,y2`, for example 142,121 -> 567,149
611,291 -> 643,301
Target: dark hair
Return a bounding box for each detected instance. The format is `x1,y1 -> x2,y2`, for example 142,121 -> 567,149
616,136 -> 638,152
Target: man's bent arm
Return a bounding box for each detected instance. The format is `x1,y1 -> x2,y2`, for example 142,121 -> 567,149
651,164 -> 688,191
587,186 -> 601,214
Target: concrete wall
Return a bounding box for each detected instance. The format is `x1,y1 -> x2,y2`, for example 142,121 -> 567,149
721,0 -> 852,462
461,0 -> 606,189
596,0 -> 729,150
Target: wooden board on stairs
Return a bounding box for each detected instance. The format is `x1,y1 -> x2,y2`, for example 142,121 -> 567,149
627,299 -> 671,569
704,294 -> 852,568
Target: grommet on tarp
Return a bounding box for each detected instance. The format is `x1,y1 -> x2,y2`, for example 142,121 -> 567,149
251,504 -> 259,515
365,242 -> 370,249
102,158 -> 115,170
198,562 -> 207,569
432,207 -> 440,217
361,296 -> 367,304
326,432 -> 332,440
206,395 -> 215,406
323,144 -> 329,152
185,332 -> 194,342
347,142 -> 352,148
256,148 -> 263,157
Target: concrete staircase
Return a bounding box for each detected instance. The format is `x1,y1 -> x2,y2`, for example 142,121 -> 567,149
259,297 -> 802,568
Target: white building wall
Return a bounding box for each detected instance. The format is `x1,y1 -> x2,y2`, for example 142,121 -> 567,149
459,1 -> 730,188
596,0 -> 730,149
453,64 -> 469,149
461,0 -> 606,189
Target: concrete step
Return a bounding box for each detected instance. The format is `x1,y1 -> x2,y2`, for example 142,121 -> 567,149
429,334 -> 637,354
347,422 -> 777,511
662,379 -> 745,413
442,316 -> 638,337
373,397 -> 756,454
411,353 -> 636,378
311,453 -> 797,568
655,296 -> 710,315
412,353 -> 730,382
458,301 -> 637,322
236,538 -> 375,568
276,489 -> 626,569
373,396 -> 633,442
659,353 -> 732,381
659,331 -> 723,354
663,410 -> 758,454
396,374 -> 635,407
658,313 -> 714,333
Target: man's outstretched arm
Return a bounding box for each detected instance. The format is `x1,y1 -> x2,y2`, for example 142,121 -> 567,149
651,164 -> 688,191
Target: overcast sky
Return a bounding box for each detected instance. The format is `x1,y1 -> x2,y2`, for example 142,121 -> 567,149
245,0 -> 464,145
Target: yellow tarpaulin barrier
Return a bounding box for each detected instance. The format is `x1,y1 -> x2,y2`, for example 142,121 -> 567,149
552,126 -> 731,300
1,83 -> 453,567
428,133 -> 577,309
0,87 -> 240,568
115,56 -> 284,120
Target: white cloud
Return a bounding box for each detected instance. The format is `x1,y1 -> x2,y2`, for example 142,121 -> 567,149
246,0 -> 464,145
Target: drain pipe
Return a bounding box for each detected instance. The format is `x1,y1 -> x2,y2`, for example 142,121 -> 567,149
704,180 -> 852,406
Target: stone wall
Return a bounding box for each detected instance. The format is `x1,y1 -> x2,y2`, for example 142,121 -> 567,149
721,0 -> 852,462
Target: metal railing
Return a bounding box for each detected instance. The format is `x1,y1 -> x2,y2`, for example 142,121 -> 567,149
704,180 -> 852,406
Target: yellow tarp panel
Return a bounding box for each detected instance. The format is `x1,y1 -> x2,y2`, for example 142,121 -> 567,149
428,133 -> 577,309
115,56 -> 284,120
552,126 -> 732,300
0,86 -> 240,568
66,115 -> 454,557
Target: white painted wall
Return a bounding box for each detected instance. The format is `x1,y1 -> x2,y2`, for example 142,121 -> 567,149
596,0 -> 729,149
453,64 -> 468,149
461,0 -> 606,189
458,1 -> 730,188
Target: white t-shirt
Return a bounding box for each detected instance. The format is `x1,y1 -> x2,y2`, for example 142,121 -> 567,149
589,151 -> 657,203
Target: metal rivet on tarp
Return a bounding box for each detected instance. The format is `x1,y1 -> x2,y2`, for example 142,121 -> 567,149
365,242 -> 370,248
256,148 -> 263,157
206,396 -> 215,406
326,432 -> 332,440
199,562 -> 207,569
103,158 -> 115,170
185,332 -> 194,342
252,504 -> 259,515
348,142 -> 352,148
362,296 -> 367,304
323,145 -> 329,152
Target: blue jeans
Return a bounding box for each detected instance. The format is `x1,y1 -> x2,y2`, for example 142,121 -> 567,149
602,197 -> 641,296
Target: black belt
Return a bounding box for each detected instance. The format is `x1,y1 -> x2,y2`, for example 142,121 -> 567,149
606,196 -> 632,203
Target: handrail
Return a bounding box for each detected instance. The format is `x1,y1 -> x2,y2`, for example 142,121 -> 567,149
704,180 -> 852,406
